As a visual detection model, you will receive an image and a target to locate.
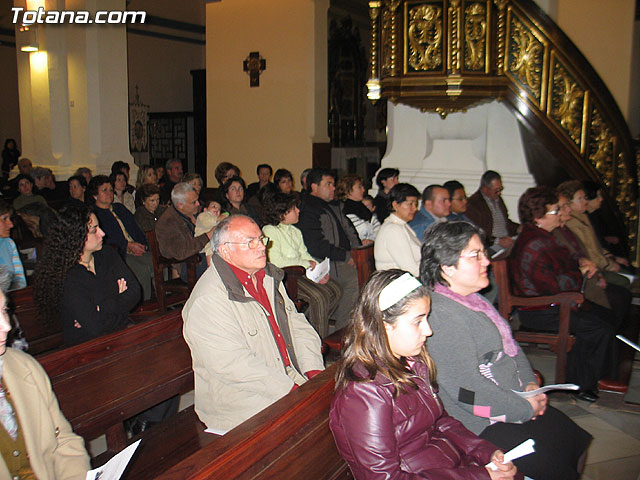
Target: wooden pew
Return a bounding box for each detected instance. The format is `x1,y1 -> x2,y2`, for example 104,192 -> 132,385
9,286 -> 63,355
38,309 -> 350,479
146,230 -> 201,312
351,244 -> 375,289
282,265 -> 309,314
151,364 -> 350,480
38,310 -> 198,455
493,258 -> 580,383
323,244 -> 375,354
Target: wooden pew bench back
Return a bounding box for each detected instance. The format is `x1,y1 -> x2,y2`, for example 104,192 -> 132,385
10,286 -> 63,355
37,310 -> 194,453
155,364 -> 351,480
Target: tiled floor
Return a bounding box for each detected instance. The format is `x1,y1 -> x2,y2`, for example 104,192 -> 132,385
526,347 -> 640,480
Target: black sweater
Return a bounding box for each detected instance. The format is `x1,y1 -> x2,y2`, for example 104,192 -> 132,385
61,247 -> 141,346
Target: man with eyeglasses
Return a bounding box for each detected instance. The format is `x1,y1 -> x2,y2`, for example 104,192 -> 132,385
182,214 -> 324,433
466,170 -> 519,251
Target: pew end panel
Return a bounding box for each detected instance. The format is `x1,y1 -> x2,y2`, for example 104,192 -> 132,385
493,258 -> 580,383
352,244 -> 374,289
146,230 -> 200,312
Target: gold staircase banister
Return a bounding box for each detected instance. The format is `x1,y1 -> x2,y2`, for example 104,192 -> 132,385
370,0 -> 638,261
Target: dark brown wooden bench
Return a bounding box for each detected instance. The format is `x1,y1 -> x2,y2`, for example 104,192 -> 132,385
282,265 -> 309,314
37,310 -> 200,458
352,244 -> 375,289
323,244 -> 375,354
9,286 -> 63,355
146,230 -> 201,312
493,258 -> 581,383
150,363 -> 351,480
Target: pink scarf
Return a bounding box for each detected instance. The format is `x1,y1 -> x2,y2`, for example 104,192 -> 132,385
433,283 -> 518,357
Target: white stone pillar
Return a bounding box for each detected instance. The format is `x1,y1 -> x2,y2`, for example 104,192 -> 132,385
14,0 -> 133,179
376,100 -> 535,215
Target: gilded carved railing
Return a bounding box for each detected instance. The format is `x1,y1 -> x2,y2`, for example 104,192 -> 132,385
368,0 -> 638,259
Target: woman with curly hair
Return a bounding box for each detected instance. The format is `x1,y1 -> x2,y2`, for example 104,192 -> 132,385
330,269 -> 517,480
34,205 -> 141,346
262,192 -> 341,338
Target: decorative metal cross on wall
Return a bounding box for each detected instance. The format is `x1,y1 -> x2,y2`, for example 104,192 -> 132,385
243,51 -> 266,87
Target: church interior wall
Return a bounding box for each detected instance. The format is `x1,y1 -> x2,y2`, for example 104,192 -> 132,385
205,0 -> 328,190
126,0 -> 205,114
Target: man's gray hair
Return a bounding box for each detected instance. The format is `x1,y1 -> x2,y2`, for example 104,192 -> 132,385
165,158 -> 182,171
211,215 -> 255,252
31,167 -> 52,180
171,182 -> 195,206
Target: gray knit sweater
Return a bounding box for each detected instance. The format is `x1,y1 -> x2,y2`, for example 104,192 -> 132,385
427,291 -> 537,434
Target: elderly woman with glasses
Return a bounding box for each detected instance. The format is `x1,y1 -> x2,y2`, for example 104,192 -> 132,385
509,187 -> 618,402
420,220 -> 592,480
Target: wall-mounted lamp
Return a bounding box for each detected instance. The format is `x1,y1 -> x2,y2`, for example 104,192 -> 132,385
18,25 -> 38,52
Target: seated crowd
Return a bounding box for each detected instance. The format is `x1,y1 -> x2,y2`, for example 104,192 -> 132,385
0,152 -> 636,479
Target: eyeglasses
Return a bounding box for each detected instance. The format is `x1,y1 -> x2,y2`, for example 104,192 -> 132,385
545,209 -> 559,216
459,249 -> 489,261
224,235 -> 269,249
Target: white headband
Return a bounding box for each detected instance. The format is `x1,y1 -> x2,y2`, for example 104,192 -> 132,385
378,273 -> 422,311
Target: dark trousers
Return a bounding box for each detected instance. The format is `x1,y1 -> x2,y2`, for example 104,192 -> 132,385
604,283 -> 632,379
480,406 -> 591,480
518,302 -> 615,390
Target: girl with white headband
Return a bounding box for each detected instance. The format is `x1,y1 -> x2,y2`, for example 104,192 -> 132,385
329,269 -> 517,480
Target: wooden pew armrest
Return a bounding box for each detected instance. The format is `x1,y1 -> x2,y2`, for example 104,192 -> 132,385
509,291 -> 584,308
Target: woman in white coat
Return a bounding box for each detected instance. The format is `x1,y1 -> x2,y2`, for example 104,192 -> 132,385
374,183 -> 422,277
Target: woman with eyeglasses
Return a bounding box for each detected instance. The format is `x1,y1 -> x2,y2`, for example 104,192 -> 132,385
558,180 -> 631,290
509,187 -> 618,403
420,219 -> 592,480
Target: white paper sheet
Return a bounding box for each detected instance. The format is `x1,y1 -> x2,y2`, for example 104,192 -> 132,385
617,334 -> 640,353
86,439 -> 141,480
486,439 -> 535,470
205,426 -> 228,435
305,258 -> 330,283
512,383 -> 579,398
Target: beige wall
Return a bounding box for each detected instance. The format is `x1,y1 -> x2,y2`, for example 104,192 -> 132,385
556,0 -> 636,124
0,46 -> 21,150
127,34 -> 204,113
205,0 -> 328,189
126,0 -> 205,113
